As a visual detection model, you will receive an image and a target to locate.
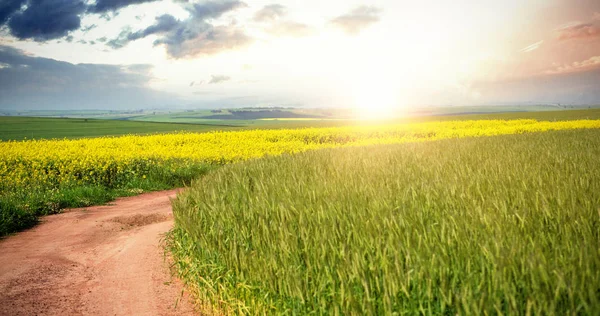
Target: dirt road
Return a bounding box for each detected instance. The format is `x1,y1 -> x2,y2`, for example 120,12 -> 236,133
0,189 -> 198,315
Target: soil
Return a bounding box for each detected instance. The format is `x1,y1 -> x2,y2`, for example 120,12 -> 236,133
0,189 -> 199,315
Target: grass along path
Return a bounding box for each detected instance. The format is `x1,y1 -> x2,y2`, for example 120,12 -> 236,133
170,129 -> 600,315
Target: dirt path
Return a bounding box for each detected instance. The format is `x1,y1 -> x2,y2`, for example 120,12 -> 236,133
0,189 -> 198,316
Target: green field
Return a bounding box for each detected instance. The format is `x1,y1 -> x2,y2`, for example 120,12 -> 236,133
170,129 -> 600,315
75,106 -> 600,127
0,116 -> 238,141
2,109 -> 600,142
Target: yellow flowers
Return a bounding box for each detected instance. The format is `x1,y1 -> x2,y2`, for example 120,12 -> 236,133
1,119 -> 599,193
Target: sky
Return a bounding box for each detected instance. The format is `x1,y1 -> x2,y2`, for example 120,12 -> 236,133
0,0 -> 599,112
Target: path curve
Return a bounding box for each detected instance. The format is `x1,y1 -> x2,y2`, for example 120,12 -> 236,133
0,189 -> 198,316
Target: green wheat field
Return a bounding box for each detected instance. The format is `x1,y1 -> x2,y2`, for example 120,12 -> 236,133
170,128 -> 600,315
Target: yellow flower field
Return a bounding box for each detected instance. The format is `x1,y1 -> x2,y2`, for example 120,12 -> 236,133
1,119 -> 599,193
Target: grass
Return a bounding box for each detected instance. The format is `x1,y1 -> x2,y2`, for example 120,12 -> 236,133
123,108 -> 600,127
437,108 -> 600,121
170,129 -> 600,315
0,116 -> 238,141
0,163 -> 214,236
2,109 -> 600,141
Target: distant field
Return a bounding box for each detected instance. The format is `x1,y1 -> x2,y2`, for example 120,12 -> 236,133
0,117 -> 238,141
2,109 -> 600,141
92,107 -> 600,126
8,105 -> 596,126
432,108 -> 600,121
103,107 -> 600,125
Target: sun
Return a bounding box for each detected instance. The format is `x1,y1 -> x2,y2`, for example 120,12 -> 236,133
352,70 -> 399,120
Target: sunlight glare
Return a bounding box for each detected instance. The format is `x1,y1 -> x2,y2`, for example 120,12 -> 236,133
352,58 -> 401,120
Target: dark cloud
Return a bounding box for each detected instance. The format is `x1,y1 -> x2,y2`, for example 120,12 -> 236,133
253,4 -> 286,22
108,14 -> 179,48
107,0 -> 252,58
87,0 -> 158,14
107,28 -> 132,48
99,11 -> 117,21
331,6 -> 381,35
0,45 -> 176,110
128,14 -> 179,40
208,74 -> 230,84
81,24 -> 97,32
557,23 -> 600,40
6,0 -> 86,41
0,0 -> 26,25
186,0 -> 247,20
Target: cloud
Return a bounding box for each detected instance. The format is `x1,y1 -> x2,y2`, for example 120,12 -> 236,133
107,0 -> 251,58
253,4 -> 286,22
208,74 -> 230,84
6,0 -> 87,41
81,24 -> 97,32
0,0 -> 26,25
186,0 -> 246,20
472,68 -> 600,105
554,21 -> 583,31
267,21 -> 314,37
87,0 -> 159,14
108,14 -> 179,48
520,40 -> 544,53
0,45 -> 176,110
330,6 -> 381,35
557,23 -> 600,40
0,0 -> 161,42
545,55 -> 600,75
253,4 -> 312,37
156,23 -> 251,58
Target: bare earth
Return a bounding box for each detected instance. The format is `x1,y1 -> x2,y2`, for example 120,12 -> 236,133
0,189 -> 198,316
